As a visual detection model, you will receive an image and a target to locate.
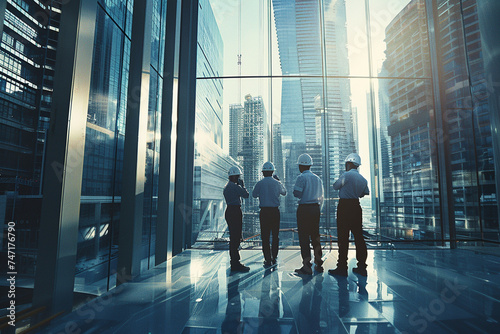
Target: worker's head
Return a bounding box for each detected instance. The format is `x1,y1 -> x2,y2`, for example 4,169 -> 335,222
345,162 -> 358,171
344,153 -> 361,171
296,153 -> 312,173
262,162 -> 275,177
228,166 -> 242,183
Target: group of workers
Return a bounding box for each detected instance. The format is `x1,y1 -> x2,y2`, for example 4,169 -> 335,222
223,152 -> 370,277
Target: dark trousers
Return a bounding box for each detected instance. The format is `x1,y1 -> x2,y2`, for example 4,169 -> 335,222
296,204 -> 322,266
225,205 -> 242,265
336,198 -> 367,269
259,207 -> 280,262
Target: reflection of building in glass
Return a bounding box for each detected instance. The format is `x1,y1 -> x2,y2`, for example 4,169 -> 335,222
76,0 -> 135,292
378,62 -> 393,210
380,0 -> 439,240
436,0 -> 498,239
272,0 -> 356,231
380,0 -> 498,241
378,63 -> 393,181
193,0 -> 234,244
0,1 -> 62,273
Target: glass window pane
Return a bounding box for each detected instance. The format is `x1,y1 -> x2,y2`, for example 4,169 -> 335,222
197,0 -> 271,78
75,7 -> 130,294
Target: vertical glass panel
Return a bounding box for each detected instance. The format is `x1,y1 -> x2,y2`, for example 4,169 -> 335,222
142,71 -> 162,270
197,0 -> 271,78
99,0 -> 134,35
435,0 -> 498,243
75,7 -> 130,295
476,0 -> 500,243
375,78 -> 442,242
193,77 -> 271,246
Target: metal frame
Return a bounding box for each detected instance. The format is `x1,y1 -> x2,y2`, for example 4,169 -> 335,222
33,0 -> 98,313
118,0 -> 153,279
477,0 -> 500,241
172,0 -> 199,254
156,0 -> 182,265
425,0 -> 457,248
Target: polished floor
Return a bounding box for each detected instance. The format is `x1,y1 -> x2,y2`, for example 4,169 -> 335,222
43,248 -> 500,333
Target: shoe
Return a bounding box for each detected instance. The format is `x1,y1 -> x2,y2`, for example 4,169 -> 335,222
263,260 -> 272,267
294,266 -> 313,275
352,267 -> 367,277
272,258 -> 277,265
328,267 -> 348,277
231,263 -> 250,272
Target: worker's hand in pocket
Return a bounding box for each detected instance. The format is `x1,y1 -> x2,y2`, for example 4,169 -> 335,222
273,174 -> 280,181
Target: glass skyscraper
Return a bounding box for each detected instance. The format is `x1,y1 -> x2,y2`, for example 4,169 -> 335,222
1,0 -> 500,331
0,0 -> 62,277
272,0 -> 356,231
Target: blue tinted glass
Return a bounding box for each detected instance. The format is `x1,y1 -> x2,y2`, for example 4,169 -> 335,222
75,6 -> 130,294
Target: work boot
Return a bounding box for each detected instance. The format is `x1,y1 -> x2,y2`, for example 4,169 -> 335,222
294,265 -> 313,275
328,267 -> 348,277
352,267 -> 367,277
231,263 -> 250,272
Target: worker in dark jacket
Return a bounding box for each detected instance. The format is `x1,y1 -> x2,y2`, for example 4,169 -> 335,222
328,153 -> 370,277
223,166 -> 250,272
252,161 -> 286,267
293,153 -> 324,275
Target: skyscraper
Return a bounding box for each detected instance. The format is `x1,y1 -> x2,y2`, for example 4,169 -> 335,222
436,0 -> 498,239
229,103 -> 243,161
239,94 -> 267,236
0,0 -> 62,269
381,0 -> 438,239
272,0 -> 356,229
380,0 -> 498,240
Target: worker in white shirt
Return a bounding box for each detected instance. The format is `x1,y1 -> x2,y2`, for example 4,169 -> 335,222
293,153 -> 324,275
223,166 -> 250,272
252,162 -> 287,267
328,153 -> 370,277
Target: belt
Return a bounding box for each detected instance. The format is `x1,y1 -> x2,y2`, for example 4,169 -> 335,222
299,203 -> 319,206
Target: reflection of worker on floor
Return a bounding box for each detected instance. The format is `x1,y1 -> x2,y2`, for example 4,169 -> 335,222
257,268 -> 280,333
221,278 -> 242,333
329,153 -> 370,277
252,162 -> 286,267
293,153 -> 324,275
223,166 -> 250,272
297,275 -> 323,333
333,275 -> 368,333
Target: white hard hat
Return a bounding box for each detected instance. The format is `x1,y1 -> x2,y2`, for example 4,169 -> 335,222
262,161 -> 275,171
228,166 -> 242,176
297,153 -> 313,166
345,153 -> 361,166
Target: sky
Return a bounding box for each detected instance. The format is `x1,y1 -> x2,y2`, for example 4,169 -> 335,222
204,0 -> 412,193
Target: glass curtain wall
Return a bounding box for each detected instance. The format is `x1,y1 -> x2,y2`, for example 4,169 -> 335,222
0,0 -> 62,303
74,0 -> 134,295
74,0 -> 168,295
193,0 -> 499,248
